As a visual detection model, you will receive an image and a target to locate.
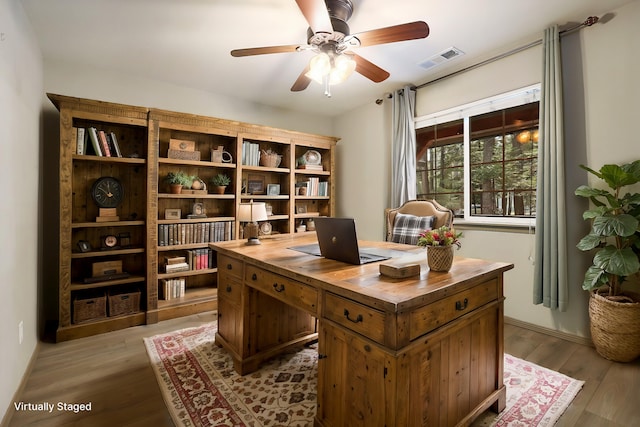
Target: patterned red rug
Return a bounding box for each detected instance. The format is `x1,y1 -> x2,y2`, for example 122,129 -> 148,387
144,322 -> 584,427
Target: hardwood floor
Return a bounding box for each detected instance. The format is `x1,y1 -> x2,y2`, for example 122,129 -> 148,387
5,314 -> 640,427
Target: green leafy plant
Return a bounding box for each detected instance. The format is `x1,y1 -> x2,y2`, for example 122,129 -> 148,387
210,173 -> 231,187
417,226 -> 462,248
164,171 -> 191,187
575,160 -> 640,298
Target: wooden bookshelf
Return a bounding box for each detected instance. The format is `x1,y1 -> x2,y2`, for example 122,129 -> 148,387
49,93 -> 338,341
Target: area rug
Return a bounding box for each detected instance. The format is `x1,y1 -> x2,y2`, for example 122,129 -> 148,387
144,322 -> 584,427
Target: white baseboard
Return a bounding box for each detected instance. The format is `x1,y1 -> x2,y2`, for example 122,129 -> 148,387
505,316 -> 593,347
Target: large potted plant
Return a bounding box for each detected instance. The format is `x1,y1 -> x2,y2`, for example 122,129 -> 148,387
575,160 -> 640,362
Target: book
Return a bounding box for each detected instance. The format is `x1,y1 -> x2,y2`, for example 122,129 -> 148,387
75,127 -> 86,155
87,127 -> 102,156
379,254 -> 424,278
98,130 -> 112,157
109,132 -> 123,157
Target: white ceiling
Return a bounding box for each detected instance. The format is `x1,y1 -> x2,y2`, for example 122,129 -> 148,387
20,0 -> 632,117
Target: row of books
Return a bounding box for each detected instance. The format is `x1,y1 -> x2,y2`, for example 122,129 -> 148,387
74,127 -> 123,157
242,141 -> 261,166
163,249 -> 215,273
159,277 -> 185,300
297,177 -> 329,196
158,221 -> 234,246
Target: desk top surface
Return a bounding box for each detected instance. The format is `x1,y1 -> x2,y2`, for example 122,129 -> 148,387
212,233 -> 513,312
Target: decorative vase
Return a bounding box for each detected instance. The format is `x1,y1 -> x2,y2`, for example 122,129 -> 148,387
426,245 -> 454,272
589,291 -> 640,362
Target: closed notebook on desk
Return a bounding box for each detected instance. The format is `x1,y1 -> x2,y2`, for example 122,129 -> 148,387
313,217 -> 391,265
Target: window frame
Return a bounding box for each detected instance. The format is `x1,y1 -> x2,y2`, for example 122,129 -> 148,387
414,84 -> 541,227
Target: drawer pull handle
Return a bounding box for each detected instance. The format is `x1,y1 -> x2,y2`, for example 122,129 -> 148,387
456,298 -> 469,311
226,286 -> 232,293
252,273 -> 257,281
273,283 -> 285,292
343,309 -> 363,323
318,354 -> 328,359
227,264 -> 233,270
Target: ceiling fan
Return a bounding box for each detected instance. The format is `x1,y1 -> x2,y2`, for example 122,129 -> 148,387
230,0 -> 429,96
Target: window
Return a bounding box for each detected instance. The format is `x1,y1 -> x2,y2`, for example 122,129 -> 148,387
415,85 -> 539,225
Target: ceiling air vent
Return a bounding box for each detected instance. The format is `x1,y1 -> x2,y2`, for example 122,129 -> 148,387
418,47 -> 465,70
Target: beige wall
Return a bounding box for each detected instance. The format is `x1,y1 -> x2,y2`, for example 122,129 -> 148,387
0,0 -> 43,421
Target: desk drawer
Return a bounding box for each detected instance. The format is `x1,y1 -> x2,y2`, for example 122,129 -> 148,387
218,255 -> 243,279
245,265 -> 318,315
409,279 -> 499,340
218,275 -> 242,305
324,292 -> 386,344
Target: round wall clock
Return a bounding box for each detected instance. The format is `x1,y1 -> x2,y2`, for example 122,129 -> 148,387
91,177 -> 124,208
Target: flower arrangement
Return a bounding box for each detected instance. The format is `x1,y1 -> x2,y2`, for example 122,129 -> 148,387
417,226 -> 462,248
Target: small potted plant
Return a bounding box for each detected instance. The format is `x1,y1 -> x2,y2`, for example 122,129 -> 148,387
164,171 -> 191,194
417,225 -> 462,272
575,160 -> 640,362
210,173 -> 231,194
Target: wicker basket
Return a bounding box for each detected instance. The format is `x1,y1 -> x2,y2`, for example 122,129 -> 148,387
589,291 -> 640,362
260,151 -> 282,168
108,290 -> 141,317
426,245 -> 454,272
73,292 -> 107,324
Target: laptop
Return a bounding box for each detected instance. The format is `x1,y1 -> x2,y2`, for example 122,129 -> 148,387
312,217 -> 392,265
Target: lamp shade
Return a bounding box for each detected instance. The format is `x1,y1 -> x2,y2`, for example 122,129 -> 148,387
238,201 -> 268,223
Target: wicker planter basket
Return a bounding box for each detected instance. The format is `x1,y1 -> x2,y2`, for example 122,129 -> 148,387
589,291 -> 640,362
426,245 -> 454,272
260,152 -> 282,168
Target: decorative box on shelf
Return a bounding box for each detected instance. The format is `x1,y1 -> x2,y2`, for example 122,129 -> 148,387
168,138 -> 200,161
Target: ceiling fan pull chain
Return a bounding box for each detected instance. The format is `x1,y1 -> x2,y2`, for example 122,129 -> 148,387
323,76 -> 332,98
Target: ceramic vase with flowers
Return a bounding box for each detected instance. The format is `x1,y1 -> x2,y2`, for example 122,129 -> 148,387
417,226 -> 463,272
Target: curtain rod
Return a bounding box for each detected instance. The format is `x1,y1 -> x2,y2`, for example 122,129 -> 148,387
416,16 -> 600,89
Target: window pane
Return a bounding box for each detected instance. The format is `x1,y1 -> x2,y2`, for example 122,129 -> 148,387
416,119 -> 464,216
469,102 -> 538,218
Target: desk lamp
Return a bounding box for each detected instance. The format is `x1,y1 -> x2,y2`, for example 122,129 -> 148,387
238,200 -> 268,245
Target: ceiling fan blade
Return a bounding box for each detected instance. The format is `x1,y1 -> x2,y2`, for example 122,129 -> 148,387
351,21 -> 429,48
353,53 -> 390,83
291,65 -> 312,92
295,0 -> 333,34
231,45 -> 302,57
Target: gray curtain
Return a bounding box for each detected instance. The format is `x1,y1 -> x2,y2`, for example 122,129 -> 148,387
533,25 -> 568,310
391,86 -> 417,208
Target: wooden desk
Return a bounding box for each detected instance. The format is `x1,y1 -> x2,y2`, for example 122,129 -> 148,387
212,234 -> 513,427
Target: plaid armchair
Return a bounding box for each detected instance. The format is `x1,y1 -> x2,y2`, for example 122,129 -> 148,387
385,200 -> 454,245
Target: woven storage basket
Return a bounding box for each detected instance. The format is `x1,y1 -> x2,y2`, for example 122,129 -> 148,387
73,292 -> 107,323
108,290 -> 141,317
426,245 -> 454,272
589,291 -> 640,362
260,152 -> 282,168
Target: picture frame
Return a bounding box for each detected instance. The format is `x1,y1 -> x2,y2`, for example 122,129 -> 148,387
296,203 -> 307,214
266,183 -> 280,196
118,232 -> 131,247
165,208 -> 181,220
77,240 -> 92,253
247,174 -> 265,195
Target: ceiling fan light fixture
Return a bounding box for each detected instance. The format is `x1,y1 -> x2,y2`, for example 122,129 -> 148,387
306,52 -> 332,84
305,52 -> 356,86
